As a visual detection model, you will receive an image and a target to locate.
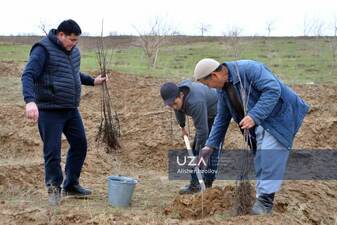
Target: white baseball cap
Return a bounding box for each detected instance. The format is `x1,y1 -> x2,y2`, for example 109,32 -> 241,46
193,58 -> 220,80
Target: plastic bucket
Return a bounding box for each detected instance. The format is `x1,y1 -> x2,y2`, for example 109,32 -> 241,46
107,176 -> 137,207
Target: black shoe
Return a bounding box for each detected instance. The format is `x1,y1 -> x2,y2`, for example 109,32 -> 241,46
179,184 -> 201,195
47,186 -> 61,206
205,180 -> 214,188
62,184 -> 92,198
250,193 -> 275,215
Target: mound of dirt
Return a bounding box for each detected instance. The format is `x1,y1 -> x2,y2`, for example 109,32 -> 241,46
233,181 -> 255,216
164,186 -> 237,219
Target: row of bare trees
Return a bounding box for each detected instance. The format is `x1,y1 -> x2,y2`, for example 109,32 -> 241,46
36,17 -> 337,38
133,18 -> 172,68
38,17 -> 337,70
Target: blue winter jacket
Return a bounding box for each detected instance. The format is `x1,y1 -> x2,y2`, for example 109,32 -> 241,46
206,60 -> 309,150
21,29 -> 94,109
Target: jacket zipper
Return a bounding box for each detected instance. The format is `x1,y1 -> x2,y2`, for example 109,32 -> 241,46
67,55 -> 77,105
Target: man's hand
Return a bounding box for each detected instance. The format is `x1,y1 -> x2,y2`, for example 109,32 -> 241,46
239,115 -> 255,129
181,127 -> 189,138
197,146 -> 214,169
94,74 -> 108,86
25,102 -> 39,122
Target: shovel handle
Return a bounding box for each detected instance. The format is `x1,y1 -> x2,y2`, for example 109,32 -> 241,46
183,135 -> 192,150
183,135 -> 206,191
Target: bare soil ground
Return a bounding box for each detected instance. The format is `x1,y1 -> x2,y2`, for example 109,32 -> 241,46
0,69 -> 336,224
0,61 -> 23,77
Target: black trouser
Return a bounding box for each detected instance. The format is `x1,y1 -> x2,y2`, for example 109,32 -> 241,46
191,117 -> 219,185
38,108 -> 87,189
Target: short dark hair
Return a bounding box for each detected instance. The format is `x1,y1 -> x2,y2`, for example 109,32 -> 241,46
214,64 -> 223,72
57,19 -> 82,36
202,64 -> 223,80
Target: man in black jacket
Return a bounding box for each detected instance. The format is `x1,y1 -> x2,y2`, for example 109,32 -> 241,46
21,19 -> 106,205
160,80 -> 219,194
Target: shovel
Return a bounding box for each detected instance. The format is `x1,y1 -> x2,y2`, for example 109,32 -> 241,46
183,135 -> 206,191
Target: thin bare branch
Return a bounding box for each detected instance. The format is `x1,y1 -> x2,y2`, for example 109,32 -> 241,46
95,20 -> 121,153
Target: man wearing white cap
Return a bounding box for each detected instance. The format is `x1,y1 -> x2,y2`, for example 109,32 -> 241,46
194,58 -> 309,215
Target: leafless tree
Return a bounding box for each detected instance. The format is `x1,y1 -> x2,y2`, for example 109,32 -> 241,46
303,16 -> 315,36
95,20 -> 121,153
313,20 -> 325,37
223,26 -> 243,59
233,63 -> 254,216
303,16 -> 326,37
38,20 -> 49,36
302,16 -> 325,57
328,17 -> 337,73
265,19 -> 276,37
133,17 -> 172,68
199,23 -> 211,36
312,19 -> 325,57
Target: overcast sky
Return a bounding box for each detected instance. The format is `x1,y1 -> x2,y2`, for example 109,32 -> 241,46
1,0 -> 337,36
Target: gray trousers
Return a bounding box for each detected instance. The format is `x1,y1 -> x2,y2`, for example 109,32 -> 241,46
255,125 -> 290,197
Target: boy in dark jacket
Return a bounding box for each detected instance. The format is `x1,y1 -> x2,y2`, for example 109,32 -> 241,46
160,80 -> 219,194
